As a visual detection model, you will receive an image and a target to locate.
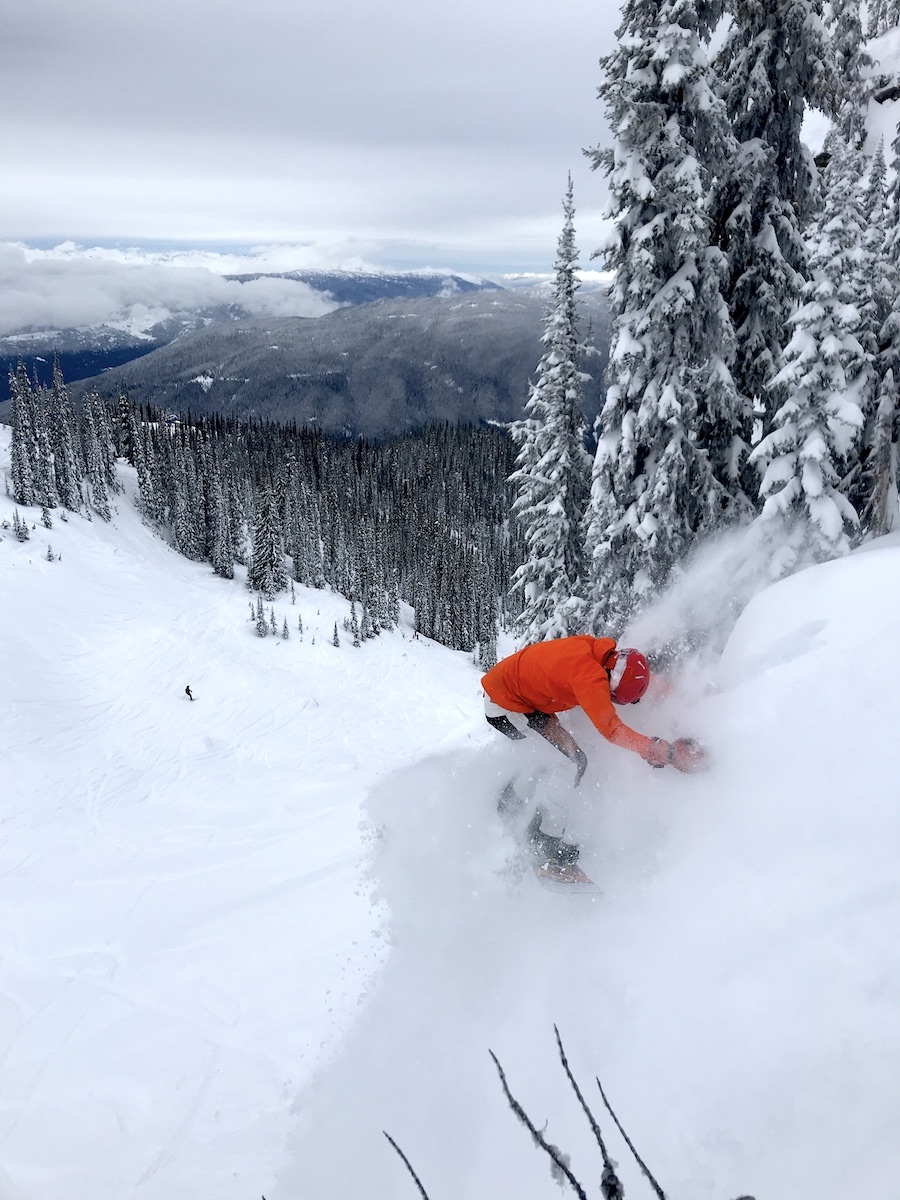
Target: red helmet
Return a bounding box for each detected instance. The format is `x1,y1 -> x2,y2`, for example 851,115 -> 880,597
609,648 -> 650,704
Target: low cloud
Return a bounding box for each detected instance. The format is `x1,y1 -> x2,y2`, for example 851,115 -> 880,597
0,243 -> 341,338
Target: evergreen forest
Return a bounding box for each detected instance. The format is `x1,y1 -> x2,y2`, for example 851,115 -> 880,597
6,358 -> 517,666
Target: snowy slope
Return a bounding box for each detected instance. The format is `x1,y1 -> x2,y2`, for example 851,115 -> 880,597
0,426 -> 483,1200
279,545 -> 900,1200
3,423 -> 900,1200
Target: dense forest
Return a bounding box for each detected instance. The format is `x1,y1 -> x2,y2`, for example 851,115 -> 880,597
6,358 -> 519,664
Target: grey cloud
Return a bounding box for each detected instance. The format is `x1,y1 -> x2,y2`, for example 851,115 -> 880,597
0,244 -> 339,337
0,0 -> 618,266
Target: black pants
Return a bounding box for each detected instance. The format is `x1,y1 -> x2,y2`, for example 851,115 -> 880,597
485,710 -> 554,741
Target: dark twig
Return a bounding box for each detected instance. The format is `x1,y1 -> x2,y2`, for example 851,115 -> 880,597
383,1131 -> 433,1200
490,1049 -> 589,1200
595,1076 -> 667,1200
553,1026 -> 625,1200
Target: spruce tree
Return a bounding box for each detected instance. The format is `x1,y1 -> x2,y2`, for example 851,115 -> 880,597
750,136 -> 867,572
508,177 -> 591,641
9,364 -> 37,507
48,356 -> 82,512
825,0 -> 872,152
247,479 -> 287,598
584,0 -> 747,633
859,370 -> 898,535
711,0 -> 836,446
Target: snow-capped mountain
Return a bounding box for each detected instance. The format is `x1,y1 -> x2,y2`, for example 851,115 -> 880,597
0,269 -> 502,399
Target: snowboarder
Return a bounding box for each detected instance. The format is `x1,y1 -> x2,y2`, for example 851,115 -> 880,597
482,636 -> 707,879
185,685 -> 194,701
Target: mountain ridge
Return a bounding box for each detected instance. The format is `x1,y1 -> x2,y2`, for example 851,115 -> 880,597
67,289 -> 610,439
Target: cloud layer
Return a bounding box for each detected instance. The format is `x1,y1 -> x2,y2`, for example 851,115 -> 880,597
0,244 -> 341,338
0,0 -> 617,270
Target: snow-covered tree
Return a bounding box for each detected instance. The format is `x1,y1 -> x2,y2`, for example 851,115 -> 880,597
9,364 -> 37,507
825,0 -> 872,151
508,177 -> 592,641
247,479 -> 287,598
711,0 -> 836,444
583,0 -> 747,633
750,136 -> 867,573
859,369 -> 898,534
867,0 -> 900,37
209,472 -> 235,579
852,130 -> 900,534
48,355 -> 82,512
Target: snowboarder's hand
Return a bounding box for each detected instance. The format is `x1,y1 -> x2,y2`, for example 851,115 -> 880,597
572,748 -> 588,788
672,737 -> 709,773
646,737 -> 672,768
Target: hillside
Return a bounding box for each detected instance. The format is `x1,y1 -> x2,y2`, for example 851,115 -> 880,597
2,424 -> 899,1200
0,269 -> 502,407
68,290 -> 609,438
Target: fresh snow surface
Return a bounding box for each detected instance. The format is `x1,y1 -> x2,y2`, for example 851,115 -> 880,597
2,423 -> 900,1200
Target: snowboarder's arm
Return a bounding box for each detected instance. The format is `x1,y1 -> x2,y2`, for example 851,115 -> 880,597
570,661 -> 709,772
569,662 -> 655,759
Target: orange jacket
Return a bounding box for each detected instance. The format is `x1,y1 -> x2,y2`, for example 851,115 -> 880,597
481,636 -> 654,759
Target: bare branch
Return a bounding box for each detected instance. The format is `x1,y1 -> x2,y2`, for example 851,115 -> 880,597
553,1026 -> 625,1200
490,1049 -> 589,1200
595,1076 -> 667,1200
383,1131 -> 433,1200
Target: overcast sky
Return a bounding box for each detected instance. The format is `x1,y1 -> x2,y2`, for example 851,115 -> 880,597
3,0 -> 620,278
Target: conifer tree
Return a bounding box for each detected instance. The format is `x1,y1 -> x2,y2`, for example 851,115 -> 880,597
32,386 -> 59,510
247,479 -> 287,598
750,136 -> 867,573
9,364 -> 37,507
825,0 -> 872,152
859,369 -> 898,535
859,130 -> 900,534
209,474 -> 235,579
13,509 -> 30,541
711,0 -> 836,445
48,356 -> 82,512
508,177 -> 591,641
81,393 -> 112,520
584,0 -> 747,632
255,595 -> 269,637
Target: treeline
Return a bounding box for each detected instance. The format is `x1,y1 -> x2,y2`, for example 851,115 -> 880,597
6,358 -> 520,664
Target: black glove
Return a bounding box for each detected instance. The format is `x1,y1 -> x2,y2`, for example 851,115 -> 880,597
572,748 -> 588,788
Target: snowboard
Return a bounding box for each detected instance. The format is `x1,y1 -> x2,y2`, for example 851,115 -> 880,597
498,770 -> 600,895
532,856 -> 600,894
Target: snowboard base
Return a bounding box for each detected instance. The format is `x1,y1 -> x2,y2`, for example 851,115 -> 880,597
533,859 -> 600,894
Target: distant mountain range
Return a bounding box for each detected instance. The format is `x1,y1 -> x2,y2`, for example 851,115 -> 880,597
225,269 -> 498,306
1,270 -> 609,438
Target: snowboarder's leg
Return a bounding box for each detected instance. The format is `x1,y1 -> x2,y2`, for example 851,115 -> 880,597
526,805 -> 580,868
525,710 -> 587,784
497,777 -> 525,817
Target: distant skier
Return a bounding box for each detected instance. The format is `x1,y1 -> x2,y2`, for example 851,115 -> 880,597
185,685 -> 194,701
481,636 -> 708,875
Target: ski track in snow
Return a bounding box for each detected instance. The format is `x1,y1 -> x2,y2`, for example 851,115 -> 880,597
3,425 -> 900,1200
